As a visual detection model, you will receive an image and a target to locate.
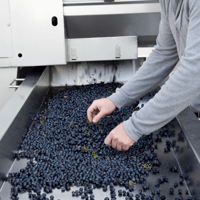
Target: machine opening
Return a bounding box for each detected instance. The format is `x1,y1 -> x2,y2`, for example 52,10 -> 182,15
52,16 -> 58,26
18,53 -> 22,58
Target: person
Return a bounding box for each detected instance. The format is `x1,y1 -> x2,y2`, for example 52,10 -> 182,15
87,0 -> 200,151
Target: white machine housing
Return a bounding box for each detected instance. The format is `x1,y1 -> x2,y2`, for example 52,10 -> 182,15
0,0 -> 160,85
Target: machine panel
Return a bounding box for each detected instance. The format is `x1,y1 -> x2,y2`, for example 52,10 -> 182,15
0,0 -> 13,58
64,2 -> 160,16
67,36 -> 138,62
0,0 -> 66,67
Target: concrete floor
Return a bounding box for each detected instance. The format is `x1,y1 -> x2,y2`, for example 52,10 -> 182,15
0,68 -> 17,111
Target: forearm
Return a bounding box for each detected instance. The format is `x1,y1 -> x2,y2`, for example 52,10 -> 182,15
109,52 -> 178,109
124,0 -> 200,142
109,14 -> 179,109
124,58 -> 200,142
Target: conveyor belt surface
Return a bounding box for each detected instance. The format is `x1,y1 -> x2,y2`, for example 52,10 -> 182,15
0,67 -> 199,200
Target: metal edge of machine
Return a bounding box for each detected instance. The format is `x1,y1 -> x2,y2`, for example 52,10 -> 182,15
0,67 -> 50,188
63,2 -> 161,16
174,108 -> 200,197
63,0 -> 159,5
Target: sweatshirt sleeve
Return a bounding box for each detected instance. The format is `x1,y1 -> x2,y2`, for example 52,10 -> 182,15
123,0 -> 200,142
108,8 -> 179,110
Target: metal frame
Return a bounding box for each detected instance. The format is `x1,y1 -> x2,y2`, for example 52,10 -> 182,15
9,78 -> 25,89
63,2 -> 161,16
0,67 -> 50,188
175,107 -> 200,197
63,0 -> 159,4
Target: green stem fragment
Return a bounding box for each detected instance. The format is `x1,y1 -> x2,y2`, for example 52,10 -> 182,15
42,133 -> 46,137
91,152 -> 98,159
86,132 -> 90,136
86,119 -> 91,125
97,124 -> 102,129
82,146 -> 89,151
129,180 -> 137,185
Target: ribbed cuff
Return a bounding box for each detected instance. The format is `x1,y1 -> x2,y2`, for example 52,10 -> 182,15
108,89 -> 127,110
123,118 -> 143,142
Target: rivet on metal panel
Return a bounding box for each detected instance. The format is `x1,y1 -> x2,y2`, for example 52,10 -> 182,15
71,47 -> 77,60
115,45 -> 121,58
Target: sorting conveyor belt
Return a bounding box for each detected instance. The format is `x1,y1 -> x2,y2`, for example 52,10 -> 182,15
0,67 -> 200,199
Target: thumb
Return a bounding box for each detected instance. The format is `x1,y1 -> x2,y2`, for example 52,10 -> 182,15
105,133 -> 112,146
93,110 -> 105,123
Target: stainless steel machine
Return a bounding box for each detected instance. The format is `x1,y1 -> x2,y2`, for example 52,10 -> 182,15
0,0 -> 200,199
0,0 -> 160,85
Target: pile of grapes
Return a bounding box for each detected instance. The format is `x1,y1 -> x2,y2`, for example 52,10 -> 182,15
7,83 -> 191,200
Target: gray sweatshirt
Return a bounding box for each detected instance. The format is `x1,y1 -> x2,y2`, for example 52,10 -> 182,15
109,0 -> 200,142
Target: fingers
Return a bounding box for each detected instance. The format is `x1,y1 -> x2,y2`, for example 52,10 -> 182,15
87,105 -> 94,123
87,100 -> 106,123
106,133 -> 122,151
117,144 -> 122,151
105,134 -> 112,146
105,135 -> 130,151
87,102 -> 99,123
87,98 -> 116,124
112,139 -> 117,149
93,110 -> 105,123
122,145 -> 129,151
91,110 -> 98,122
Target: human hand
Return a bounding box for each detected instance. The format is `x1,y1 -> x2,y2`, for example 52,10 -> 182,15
104,123 -> 135,151
87,98 -> 116,123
